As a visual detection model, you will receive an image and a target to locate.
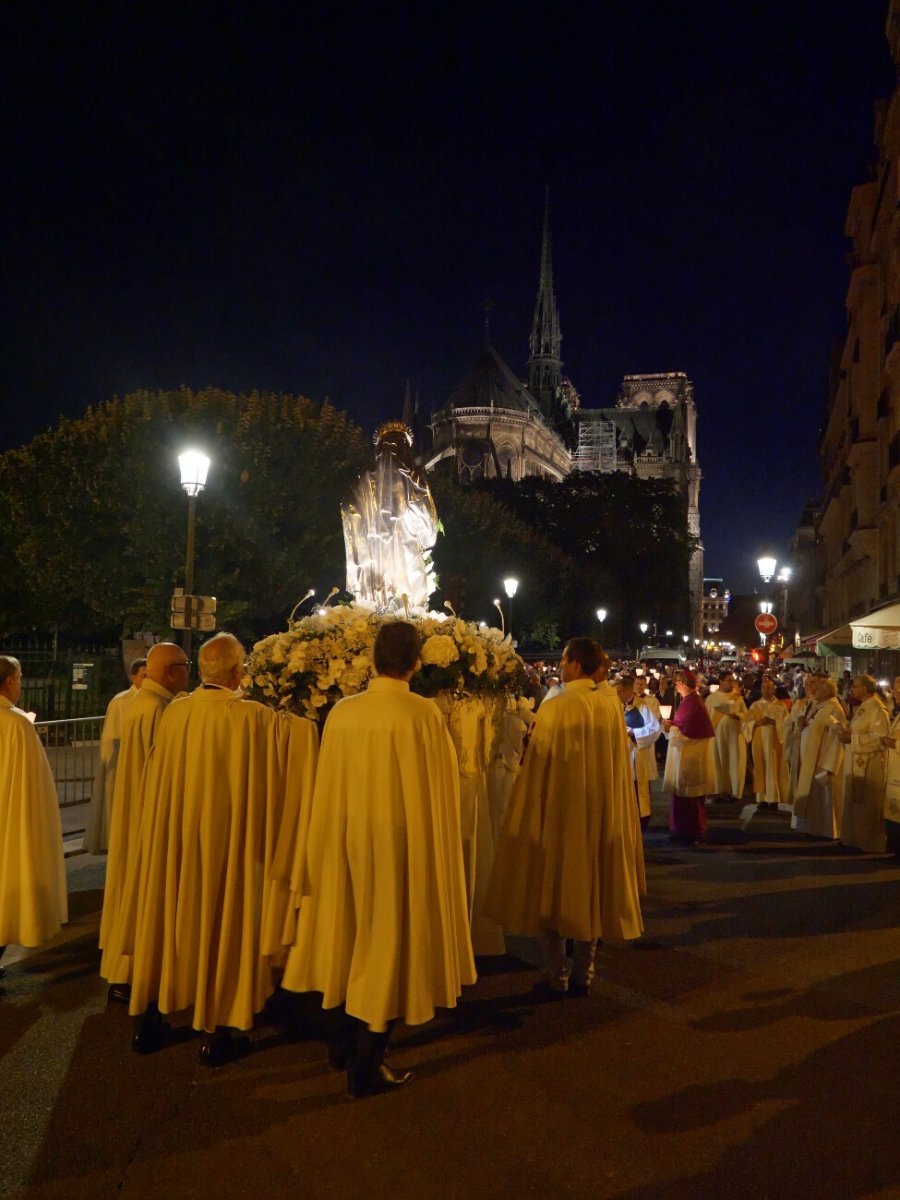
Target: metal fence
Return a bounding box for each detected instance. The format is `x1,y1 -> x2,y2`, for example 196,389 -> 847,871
36,717 -> 103,832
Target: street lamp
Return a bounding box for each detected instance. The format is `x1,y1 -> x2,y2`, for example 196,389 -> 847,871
639,622 -> 648,640
503,577 -> 518,643
178,449 -> 211,662
757,554 -> 777,584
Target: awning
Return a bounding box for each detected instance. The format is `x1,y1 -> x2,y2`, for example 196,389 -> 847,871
850,602 -> 900,650
804,623 -> 854,657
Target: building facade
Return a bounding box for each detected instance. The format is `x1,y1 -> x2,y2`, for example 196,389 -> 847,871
813,3 -> 900,664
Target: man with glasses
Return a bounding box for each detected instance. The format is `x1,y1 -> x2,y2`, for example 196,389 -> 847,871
99,642 -> 189,1005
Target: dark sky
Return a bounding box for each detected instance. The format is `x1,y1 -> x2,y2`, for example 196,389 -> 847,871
3,2 -> 895,593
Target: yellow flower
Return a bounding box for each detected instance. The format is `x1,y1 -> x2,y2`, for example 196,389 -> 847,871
421,634 -> 460,667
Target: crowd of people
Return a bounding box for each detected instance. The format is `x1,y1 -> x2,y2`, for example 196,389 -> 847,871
523,655 -> 900,853
2,635 -> 898,1100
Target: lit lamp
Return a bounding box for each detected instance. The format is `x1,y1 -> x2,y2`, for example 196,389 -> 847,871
682,634 -> 689,644
639,622 -> 648,637
178,449 -> 211,662
503,576 -> 519,642
757,554 -> 777,584
596,608 -> 607,641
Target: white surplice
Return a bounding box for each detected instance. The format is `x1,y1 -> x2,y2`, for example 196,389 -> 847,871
792,698 -> 846,839
841,695 -> 889,853
744,699 -> 788,805
706,689 -> 749,798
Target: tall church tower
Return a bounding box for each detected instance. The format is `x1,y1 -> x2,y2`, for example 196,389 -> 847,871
527,192 -> 563,419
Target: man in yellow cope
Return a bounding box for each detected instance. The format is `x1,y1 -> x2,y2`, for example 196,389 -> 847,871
99,642 -> 189,1001
85,656 -> 147,855
282,620 -> 476,1098
485,637 -> 645,997
127,632 -> 318,1065
0,655 -> 67,978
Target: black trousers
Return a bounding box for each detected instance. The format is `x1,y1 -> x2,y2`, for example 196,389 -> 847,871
330,1005 -> 395,1072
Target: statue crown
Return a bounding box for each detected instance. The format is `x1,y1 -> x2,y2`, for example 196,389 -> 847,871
375,420 -> 413,447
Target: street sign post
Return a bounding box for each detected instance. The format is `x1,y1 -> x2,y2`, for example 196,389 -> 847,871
171,589 -> 217,632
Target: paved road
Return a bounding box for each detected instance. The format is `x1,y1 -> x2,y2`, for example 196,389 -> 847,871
3,790 -> 900,1200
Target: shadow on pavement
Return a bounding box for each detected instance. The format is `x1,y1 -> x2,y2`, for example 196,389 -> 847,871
618,1014 -> 900,1199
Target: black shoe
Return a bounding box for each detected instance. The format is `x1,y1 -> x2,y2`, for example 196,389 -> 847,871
198,1034 -> 252,1068
107,983 -> 131,1005
328,1045 -> 351,1071
132,1013 -> 168,1055
568,983 -> 591,998
347,1062 -> 414,1099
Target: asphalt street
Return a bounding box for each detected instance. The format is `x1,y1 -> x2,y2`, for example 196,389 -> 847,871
3,787 -> 900,1200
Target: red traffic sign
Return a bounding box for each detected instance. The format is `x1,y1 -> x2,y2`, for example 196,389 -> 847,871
754,612 -> 778,636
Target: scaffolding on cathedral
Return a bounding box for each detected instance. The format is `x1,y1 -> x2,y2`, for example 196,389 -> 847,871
572,413 -> 618,472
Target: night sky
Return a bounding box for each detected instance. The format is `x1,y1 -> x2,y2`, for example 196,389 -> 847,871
4,2 -> 895,593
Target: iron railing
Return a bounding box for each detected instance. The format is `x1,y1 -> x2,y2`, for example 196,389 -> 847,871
35,716 -> 103,822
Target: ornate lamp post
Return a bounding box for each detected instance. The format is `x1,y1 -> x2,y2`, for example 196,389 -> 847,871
503,577 -> 519,643
178,449 -> 211,662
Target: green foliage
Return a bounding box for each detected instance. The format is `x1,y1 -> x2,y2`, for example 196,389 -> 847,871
429,474 -> 580,638
0,388 -> 368,639
432,470 -> 697,649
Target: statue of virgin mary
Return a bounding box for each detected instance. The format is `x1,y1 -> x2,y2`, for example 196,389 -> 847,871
341,422 -> 439,610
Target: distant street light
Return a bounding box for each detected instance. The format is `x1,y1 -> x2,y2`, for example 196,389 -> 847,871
639,622 -> 648,635
503,577 -> 519,642
178,449 -> 211,664
596,608 -> 607,624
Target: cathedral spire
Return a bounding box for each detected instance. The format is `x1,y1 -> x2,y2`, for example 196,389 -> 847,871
528,188 -> 563,418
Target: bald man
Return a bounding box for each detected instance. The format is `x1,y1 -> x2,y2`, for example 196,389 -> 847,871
128,633 -> 318,1064
99,642 -> 189,1000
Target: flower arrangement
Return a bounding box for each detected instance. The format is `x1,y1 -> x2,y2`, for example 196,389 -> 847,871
243,602 -> 528,721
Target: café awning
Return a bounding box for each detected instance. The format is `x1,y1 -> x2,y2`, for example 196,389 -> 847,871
804,624 -> 854,657
850,602 -> 900,650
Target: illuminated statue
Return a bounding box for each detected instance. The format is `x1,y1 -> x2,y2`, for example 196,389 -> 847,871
342,422 -> 439,610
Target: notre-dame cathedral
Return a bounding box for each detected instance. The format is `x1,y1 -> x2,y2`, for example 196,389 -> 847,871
403,199 -> 703,632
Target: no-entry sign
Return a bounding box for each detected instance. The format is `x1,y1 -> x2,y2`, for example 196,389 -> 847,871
755,612 -> 778,636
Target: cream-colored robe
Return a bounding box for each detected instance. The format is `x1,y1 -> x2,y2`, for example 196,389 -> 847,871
0,697 -> 67,946
792,698 -> 846,839
783,694 -> 815,804
744,699 -> 788,805
625,698 -> 660,818
99,678 -> 174,983
85,685 -> 137,855
484,677 -> 645,944
706,689 -> 749,798
841,695 -> 889,853
282,677 -> 476,1033
127,688 -> 318,1032
884,709 -> 900,827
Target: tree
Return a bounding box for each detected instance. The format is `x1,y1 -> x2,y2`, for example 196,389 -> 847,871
0,389 -> 369,639
483,472 -> 697,645
429,475 -> 580,642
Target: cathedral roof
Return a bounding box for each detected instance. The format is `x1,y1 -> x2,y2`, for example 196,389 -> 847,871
448,343 -> 543,417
